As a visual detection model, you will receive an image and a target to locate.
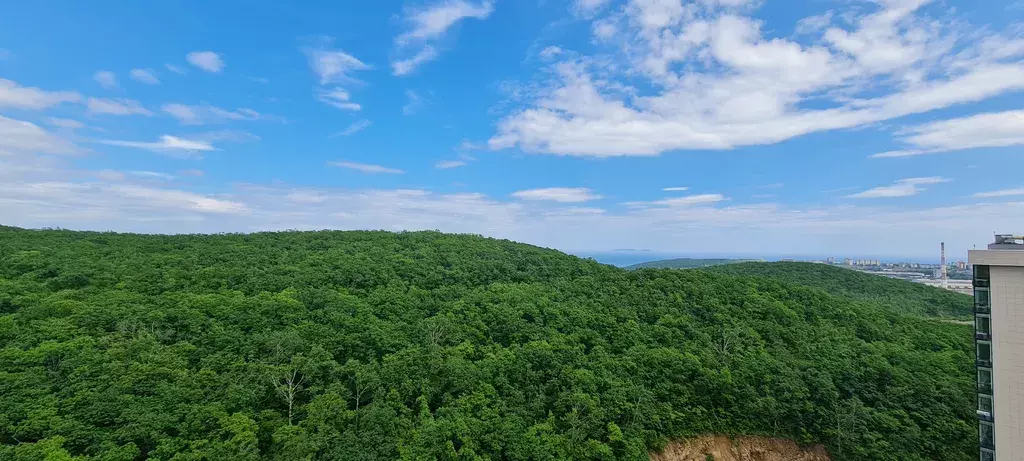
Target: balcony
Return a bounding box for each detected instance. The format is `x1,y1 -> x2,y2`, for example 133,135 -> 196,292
974,279 -> 990,288
977,410 -> 994,422
978,359 -> 993,368
979,384 -> 993,396
981,438 -> 995,450
977,332 -> 993,341
975,305 -> 991,314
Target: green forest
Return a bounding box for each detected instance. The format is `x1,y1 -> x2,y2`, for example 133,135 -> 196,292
624,259 -> 760,270
0,226 -> 975,460
703,262 -> 973,320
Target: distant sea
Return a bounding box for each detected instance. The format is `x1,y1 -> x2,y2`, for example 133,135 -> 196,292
571,251 -> 939,268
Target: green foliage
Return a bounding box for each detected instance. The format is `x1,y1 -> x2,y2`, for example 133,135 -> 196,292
701,262 -> 973,319
625,258 -> 760,270
0,227 -> 976,460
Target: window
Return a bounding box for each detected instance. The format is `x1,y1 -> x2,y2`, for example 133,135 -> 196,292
975,264 -> 990,281
981,448 -> 995,461
977,315 -> 991,335
979,394 -> 993,414
976,288 -> 991,308
980,421 -> 995,448
979,368 -> 993,393
978,341 -> 992,362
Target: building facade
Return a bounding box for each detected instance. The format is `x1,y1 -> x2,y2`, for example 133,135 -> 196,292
969,235 -> 1024,461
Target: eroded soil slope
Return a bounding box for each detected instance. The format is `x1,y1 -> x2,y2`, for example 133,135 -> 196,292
651,436 -> 830,461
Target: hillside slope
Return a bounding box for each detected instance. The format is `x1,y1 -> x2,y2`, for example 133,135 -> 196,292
0,227 -> 975,460
701,262 -> 973,319
626,258 -> 760,270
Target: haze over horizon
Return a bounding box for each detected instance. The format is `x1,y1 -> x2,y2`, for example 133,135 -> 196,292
2,0 -> 1023,257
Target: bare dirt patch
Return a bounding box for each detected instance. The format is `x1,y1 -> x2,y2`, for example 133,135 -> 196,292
651,435 -> 830,461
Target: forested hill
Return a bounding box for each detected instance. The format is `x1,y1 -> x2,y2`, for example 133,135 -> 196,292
1,227 -> 975,460
702,262 -> 973,319
626,258 -> 760,270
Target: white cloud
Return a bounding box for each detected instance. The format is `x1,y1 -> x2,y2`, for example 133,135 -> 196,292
87,98 -> 152,116
631,194 -> 727,207
846,177 -> 949,199
131,171 -> 175,180
162,103 -> 264,125
392,0 -> 494,76
0,115 -> 79,154
435,159 -> 468,169
93,71 -> 118,89
129,68 -> 160,84
573,0 -> 611,17
392,46 -> 440,76
974,188 -> 1024,198
3,168 -> 1024,258
0,79 -> 81,110
186,51 -> 224,73
287,190 -> 329,204
328,160 -> 405,174
403,90 -> 424,115
316,88 -> 361,111
332,119 -> 372,137
179,169 -> 205,177
165,64 -> 186,75
539,46 -> 564,60
490,1 -> 1024,157
873,110 -> 1024,158
96,135 -> 216,155
512,187 -> 601,203
46,118 -> 85,129
662,186 -> 690,191
303,42 -> 371,85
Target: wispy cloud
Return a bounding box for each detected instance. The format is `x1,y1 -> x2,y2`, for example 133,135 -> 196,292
129,68 -> 160,84
332,119 -> 372,137
316,88 -> 361,111
0,79 -> 81,110
392,47 -> 440,76
0,115 -> 79,154
96,135 -> 216,155
847,177 -> 950,199
402,90 -> 424,115
131,171 -> 175,181
47,118 -> 85,129
873,110 -> 1024,158
635,194 -> 727,207
328,160 -> 404,174
162,103 -> 266,125
435,160 -> 468,169
512,187 -> 601,203
186,51 -> 224,73
165,64 -> 186,75
973,188 -> 1024,198
93,71 -> 118,89
87,98 -> 152,116
392,0 -> 494,76
303,39 -> 371,85
662,186 -> 690,191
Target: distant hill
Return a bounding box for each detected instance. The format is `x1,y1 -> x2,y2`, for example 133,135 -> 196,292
701,261 -> 973,319
626,257 -> 762,269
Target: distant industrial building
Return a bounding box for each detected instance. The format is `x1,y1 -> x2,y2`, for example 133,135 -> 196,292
968,234 -> 1024,461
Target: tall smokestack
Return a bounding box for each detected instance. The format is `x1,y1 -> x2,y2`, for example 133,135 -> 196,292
941,242 -> 947,289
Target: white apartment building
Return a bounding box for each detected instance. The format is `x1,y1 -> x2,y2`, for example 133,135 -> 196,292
969,235 -> 1024,461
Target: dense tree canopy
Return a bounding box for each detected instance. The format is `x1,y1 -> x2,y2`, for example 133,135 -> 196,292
703,262 -> 973,320
0,226 -> 975,460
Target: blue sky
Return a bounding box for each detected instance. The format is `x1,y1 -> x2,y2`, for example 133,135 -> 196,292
1,0 -> 1023,259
